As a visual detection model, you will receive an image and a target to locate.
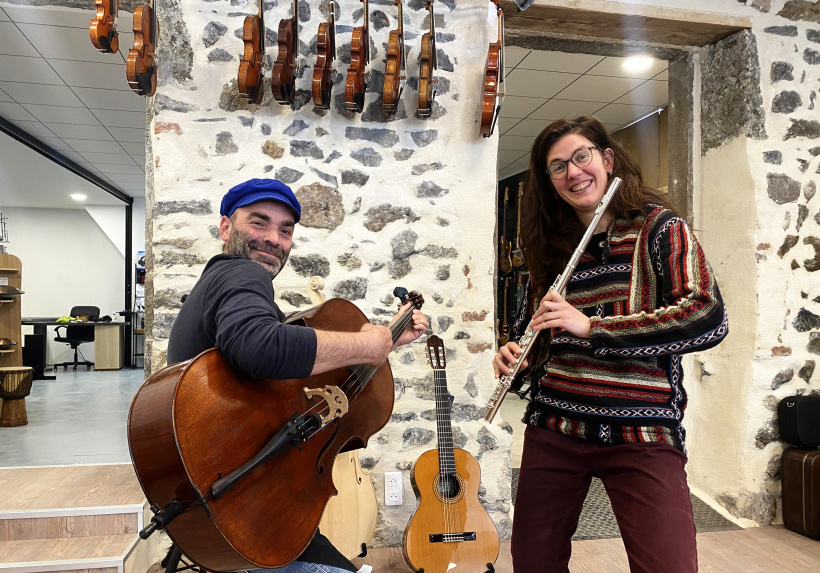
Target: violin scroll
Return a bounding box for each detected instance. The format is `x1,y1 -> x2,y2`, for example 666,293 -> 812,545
90,0 -> 119,53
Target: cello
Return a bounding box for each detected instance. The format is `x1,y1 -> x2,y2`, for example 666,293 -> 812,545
312,0 -> 336,110
382,0 -> 406,115
344,0 -> 369,113
126,1 -> 158,97
89,0 -> 119,54
238,0 -> 265,103
417,0 -> 437,118
271,0 -> 299,106
128,288 -> 424,571
479,0 -> 504,137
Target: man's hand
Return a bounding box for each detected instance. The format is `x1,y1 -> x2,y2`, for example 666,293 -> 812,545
390,303 -> 429,350
529,291 -> 591,339
359,322 -> 395,367
492,341 -> 529,378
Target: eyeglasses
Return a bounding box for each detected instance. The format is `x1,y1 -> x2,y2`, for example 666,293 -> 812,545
546,146 -> 600,180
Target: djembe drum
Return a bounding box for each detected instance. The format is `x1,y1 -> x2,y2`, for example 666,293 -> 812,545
0,366 -> 33,427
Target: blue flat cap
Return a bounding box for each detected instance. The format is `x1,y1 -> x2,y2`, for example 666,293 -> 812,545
220,178 -> 301,222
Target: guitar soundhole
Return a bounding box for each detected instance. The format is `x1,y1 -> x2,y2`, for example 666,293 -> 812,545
437,474 -> 461,501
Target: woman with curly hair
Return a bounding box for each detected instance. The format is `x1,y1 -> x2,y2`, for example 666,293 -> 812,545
493,116 -> 728,572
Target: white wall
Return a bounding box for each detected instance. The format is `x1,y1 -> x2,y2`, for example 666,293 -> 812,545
5,206 -> 125,365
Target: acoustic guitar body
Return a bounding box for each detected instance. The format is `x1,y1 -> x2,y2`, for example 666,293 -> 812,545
128,298 -> 395,571
404,449 -> 500,573
318,450 -> 378,559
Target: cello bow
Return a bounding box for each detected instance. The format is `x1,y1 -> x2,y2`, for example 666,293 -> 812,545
312,0 -> 336,110
271,0 -> 299,106
126,0 -> 158,97
417,0 -> 437,118
89,0 -> 119,53
480,1 -> 505,137
382,0 -> 406,114
344,0 -> 369,113
238,0 -> 265,103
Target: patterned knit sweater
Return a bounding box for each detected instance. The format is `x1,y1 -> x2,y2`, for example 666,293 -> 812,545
511,205 -> 728,452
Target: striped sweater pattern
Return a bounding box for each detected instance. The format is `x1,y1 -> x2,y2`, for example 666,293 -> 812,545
512,206 -> 728,452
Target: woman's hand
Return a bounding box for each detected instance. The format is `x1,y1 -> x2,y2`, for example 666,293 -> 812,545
493,341 -> 529,378
530,291 -> 592,339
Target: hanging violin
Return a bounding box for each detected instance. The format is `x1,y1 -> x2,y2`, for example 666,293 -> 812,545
89,0 -> 119,53
344,0 -> 369,113
126,0 -> 158,97
271,0 -> 299,106
382,0 -> 406,114
238,0 -> 265,103
480,1 -> 504,137
417,0 -> 437,119
312,0 -> 336,110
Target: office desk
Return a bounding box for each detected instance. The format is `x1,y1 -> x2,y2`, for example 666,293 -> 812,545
21,319 -> 130,373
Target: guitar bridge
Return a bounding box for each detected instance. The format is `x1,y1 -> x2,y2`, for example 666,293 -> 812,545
428,532 -> 477,543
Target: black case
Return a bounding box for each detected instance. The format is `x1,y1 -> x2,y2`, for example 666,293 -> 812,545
778,395 -> 820,448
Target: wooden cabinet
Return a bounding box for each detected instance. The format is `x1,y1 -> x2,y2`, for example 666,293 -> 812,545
0,254 -> 23,369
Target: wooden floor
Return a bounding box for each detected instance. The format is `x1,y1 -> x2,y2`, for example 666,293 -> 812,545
352,526 -> 820,572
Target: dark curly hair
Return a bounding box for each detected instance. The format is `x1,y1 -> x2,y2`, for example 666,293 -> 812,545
520,115 -> 674,300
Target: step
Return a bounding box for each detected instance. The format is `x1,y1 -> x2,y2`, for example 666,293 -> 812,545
0,464 -> 161,573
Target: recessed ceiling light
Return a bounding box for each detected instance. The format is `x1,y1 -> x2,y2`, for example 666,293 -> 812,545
623,57 -> 653,73
70,193 -> 87,201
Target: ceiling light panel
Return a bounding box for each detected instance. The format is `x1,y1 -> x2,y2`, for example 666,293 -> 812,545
505,69 -> 578,98
586,56 -> 667,79
0,21 -> 40,57
0,82 -> 85,107
516,51 -> 605,74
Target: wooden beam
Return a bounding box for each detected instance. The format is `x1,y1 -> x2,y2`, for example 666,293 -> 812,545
501,0 -> 751,48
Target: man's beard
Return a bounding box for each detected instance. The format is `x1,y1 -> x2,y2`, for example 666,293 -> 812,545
224,227 -> 289,280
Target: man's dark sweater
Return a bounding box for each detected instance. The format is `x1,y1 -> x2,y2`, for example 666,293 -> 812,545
167,253 -> 356,571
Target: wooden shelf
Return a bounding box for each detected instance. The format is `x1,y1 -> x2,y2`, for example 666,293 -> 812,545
0,268 -> 19,273
0,299 -> 15,305
0,349 -> 16,353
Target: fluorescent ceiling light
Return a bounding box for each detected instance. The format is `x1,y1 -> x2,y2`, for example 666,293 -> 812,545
622,57 -> 653,73
70,193 -> 87,201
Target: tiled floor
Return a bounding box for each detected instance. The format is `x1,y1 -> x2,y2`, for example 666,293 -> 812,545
0,367 -> 144,467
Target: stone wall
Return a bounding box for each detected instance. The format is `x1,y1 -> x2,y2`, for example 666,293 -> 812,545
145,0 -> 512,544
691,0 -> 820,525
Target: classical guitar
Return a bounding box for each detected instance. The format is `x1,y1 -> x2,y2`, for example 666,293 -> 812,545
345,0 -> 370,113
312,0 -> 336,110
126,1 -> 158,97
417,0 -> 437,118
499,186 -> 513,273
238,0 -> 265,103
307,277 -> 378,560
382,0 -> 407,114
271,0 -> 299,106
128,288 -> 424,571
480,1 -> 504,137
404,335 -> 500,573
511,180 -> 525,268
89,0 -> 119,53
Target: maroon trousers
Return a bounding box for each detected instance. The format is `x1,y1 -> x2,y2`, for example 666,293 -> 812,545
511,426 -> 697,572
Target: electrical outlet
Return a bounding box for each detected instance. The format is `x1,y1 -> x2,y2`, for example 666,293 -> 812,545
384,471 -> 403,506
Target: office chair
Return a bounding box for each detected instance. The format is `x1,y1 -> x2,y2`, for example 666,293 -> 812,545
54,306 -> 100,371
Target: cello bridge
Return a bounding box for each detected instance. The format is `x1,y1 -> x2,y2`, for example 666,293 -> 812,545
303,385 -> 349,425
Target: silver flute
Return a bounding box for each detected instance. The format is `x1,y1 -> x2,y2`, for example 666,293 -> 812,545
484,177 -> 622,423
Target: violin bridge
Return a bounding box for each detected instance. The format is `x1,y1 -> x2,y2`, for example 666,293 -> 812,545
303,385 -> 349,425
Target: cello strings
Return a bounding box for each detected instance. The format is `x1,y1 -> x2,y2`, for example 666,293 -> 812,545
296,307 -> 417,439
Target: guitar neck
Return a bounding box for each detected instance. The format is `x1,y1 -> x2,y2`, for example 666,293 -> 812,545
433,368 -> 456,477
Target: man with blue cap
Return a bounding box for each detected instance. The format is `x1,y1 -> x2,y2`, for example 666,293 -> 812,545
168,179 -> 428,573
